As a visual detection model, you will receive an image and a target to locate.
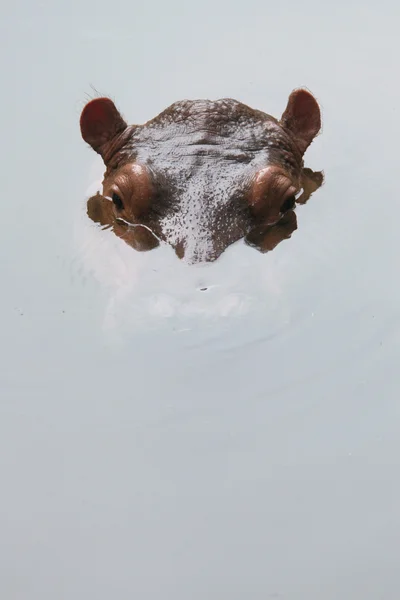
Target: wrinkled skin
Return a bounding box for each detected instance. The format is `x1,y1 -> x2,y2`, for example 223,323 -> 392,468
80,90 -> 323,263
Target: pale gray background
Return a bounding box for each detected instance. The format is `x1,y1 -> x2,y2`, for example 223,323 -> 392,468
1,0 -> 400,598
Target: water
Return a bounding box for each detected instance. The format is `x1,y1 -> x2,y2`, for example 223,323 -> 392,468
1,1 -> 400,598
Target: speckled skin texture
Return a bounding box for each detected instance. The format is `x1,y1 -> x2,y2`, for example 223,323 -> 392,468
80,91 -> 323,263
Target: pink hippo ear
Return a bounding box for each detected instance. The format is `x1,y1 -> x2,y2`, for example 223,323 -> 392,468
280,89 -> 321,154
80,98 -> 128,154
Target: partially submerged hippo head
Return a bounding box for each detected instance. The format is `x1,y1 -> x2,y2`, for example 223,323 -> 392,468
80,90 -> 323,263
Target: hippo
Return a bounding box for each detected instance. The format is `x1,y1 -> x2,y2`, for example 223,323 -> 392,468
80,89 -> 323,264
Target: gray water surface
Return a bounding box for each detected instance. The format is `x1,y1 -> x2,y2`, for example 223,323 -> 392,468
1,1 -> 400,598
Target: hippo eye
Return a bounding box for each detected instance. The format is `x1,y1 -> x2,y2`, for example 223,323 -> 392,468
112,192 -> 124,210
280,195 -> 296,213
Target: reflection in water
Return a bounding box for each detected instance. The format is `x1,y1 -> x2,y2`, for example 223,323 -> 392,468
78,90 -> 323,335
77,164 -> 323,338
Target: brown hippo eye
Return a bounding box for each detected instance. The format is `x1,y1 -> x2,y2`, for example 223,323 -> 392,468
280,195 -> 296,213
112,192 -> 124,210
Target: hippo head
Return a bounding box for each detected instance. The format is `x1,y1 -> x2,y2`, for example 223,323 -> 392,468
80,90 -> 322,263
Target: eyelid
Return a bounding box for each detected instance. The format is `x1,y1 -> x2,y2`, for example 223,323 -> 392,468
104,188 -> 122,202
282,184 -> 298,199
110,185 -> 122,196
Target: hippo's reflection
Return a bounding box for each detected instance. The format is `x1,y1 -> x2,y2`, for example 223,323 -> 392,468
81,90 -> 323,263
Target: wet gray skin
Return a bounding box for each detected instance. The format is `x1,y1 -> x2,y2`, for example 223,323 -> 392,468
81,91 -> 322,263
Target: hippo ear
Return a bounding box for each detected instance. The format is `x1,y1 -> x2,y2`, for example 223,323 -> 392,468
80,98 -> 128,155
280,89 -> 321,154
